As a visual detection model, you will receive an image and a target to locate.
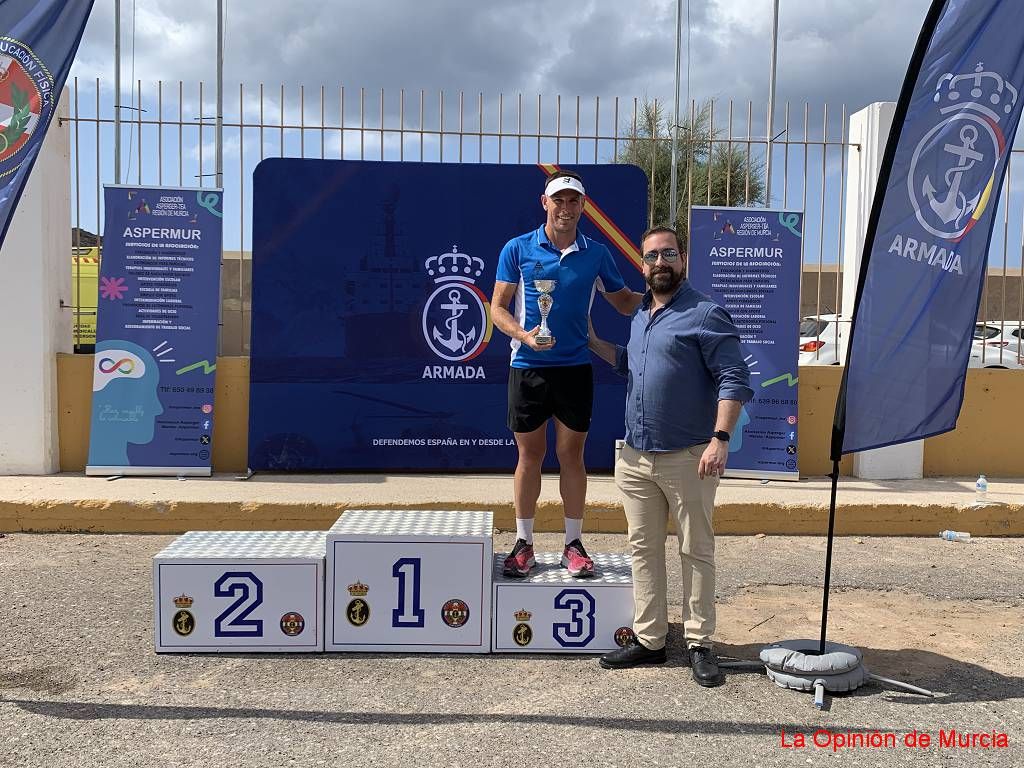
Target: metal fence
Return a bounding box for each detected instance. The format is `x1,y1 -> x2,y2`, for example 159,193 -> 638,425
64,78 -> 1024,365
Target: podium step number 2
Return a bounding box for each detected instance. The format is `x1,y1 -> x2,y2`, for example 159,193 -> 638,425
153,531 -> 326,653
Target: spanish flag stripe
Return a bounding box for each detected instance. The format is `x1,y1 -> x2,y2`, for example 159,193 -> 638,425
538,163 -> 643,272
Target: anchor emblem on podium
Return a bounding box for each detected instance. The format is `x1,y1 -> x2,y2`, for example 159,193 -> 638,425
347,598 -> 370,626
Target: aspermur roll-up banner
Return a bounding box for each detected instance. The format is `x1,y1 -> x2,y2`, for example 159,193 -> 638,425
248,160 -> 647,472
687,206 -> 803,480
86,186 -> 223,476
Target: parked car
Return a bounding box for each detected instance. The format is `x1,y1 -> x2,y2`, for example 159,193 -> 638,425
797,317 -> 1024,369
799,314 -> 849,365
970,322 -> 1024,369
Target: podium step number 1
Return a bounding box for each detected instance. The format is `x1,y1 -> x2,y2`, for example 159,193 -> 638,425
326,510 -> 494,653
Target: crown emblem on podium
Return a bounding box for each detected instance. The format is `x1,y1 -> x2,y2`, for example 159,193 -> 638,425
934,62 -> 1019,120
173,594 -> 194,608
347,581 -> 369,597
425,245 -> 485,284
513,609 -> 532,622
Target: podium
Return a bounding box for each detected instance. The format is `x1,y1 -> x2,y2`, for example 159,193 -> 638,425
491,552 -> 635,653
152,513 -> 637,655
326,510 -> 493,653
153,531 -> 325,652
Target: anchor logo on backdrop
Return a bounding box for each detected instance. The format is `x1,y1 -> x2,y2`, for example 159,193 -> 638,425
422,245 -> 490,362
909,62 -> 1018,242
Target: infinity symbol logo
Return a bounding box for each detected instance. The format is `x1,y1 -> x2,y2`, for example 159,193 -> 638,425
98,357 -> 135,374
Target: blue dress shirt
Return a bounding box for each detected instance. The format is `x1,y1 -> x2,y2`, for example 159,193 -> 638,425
614,281 -> 753,452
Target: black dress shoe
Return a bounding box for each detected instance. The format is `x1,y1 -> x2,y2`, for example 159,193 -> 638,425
688,645 -> 725,687
599,638 -> 667,669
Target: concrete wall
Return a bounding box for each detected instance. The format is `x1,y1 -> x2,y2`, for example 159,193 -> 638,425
924,371 -> 1024,476
0,96 -> 71,473
56,355 -> 1023,477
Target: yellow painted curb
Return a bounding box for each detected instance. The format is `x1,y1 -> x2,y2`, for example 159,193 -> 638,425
2,499 -> 1021,536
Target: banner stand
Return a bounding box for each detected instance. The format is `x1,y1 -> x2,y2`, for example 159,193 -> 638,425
688,206 -> 803,481
86,185 -> 223,477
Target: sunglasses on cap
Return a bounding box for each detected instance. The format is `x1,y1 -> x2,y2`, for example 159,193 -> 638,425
641,248 -> 681,264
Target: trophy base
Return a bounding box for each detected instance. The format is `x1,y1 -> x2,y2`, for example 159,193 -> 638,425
535,332 -> 553,345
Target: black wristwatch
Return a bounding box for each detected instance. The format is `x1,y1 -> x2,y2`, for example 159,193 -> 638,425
712,430 -> 731,442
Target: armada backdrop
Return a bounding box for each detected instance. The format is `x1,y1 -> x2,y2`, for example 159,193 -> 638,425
248,159 -> 647,471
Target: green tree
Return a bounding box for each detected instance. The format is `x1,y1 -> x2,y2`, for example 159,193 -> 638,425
615,99 -> 765,239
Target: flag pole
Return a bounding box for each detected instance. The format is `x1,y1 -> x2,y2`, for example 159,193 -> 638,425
766,0 -> 779,207
669,0 -> 682,227
216,0 -> 224,190
114,0 -> 121,183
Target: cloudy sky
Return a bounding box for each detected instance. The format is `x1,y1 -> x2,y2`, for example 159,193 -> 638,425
70,0 -> 934,117
77,0 -> 1009,261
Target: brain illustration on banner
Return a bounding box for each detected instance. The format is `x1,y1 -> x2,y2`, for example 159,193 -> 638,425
88,340 -> 164,467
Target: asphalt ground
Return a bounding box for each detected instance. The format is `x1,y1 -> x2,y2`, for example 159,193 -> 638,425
1,531 -> 1021,767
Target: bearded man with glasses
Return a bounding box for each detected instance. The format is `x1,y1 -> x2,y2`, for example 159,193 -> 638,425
588,225 -> 752,687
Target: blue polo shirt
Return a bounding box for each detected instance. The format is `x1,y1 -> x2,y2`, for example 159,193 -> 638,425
496,225 -> 626,368
614,281 -> 754,451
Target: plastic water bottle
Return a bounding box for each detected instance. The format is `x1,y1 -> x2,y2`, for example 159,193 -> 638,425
939,530 -> 971,543
975,474 -> 988,503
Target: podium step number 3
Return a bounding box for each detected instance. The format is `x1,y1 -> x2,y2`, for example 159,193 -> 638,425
492,552 -> 635,653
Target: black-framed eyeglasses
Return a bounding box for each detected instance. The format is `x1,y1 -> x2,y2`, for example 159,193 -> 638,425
641,248 -> 681,264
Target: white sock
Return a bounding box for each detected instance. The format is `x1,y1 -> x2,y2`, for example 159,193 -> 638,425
516,518 -> 534,544
564,517 -> 583,545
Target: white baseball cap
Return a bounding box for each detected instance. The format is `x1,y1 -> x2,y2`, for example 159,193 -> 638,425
544,175 -> 585,198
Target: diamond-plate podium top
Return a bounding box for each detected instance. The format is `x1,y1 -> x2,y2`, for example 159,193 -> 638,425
328,510 -> 493,538
493,552 -> 633,584
154,530 -> 328,559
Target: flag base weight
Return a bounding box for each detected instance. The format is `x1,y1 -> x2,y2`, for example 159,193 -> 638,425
720,640 -> 936,709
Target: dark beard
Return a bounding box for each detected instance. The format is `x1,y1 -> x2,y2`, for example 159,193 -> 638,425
646,268 -> 683,295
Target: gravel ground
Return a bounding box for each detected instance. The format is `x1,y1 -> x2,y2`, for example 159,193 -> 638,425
1,531 -> 1021,767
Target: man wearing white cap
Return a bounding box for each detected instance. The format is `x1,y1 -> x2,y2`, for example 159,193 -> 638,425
491,169 -> 641,578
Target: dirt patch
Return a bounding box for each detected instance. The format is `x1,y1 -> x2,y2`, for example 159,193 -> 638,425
714,584 -> 1024,691
0,665 -> 76,695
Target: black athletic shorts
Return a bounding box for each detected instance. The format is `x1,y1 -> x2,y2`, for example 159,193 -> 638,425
507,364 -> 594,433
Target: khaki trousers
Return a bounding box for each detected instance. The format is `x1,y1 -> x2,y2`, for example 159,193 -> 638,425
614,442 -> 719,650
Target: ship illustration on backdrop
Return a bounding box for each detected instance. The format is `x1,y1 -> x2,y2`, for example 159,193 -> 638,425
336,183 -> 424,368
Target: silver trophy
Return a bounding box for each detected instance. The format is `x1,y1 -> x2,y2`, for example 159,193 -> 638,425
533,263 -> 557,345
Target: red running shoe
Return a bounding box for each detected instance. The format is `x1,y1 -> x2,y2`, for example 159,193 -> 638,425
502,538 -> 536,578
561,539 -> 595,577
